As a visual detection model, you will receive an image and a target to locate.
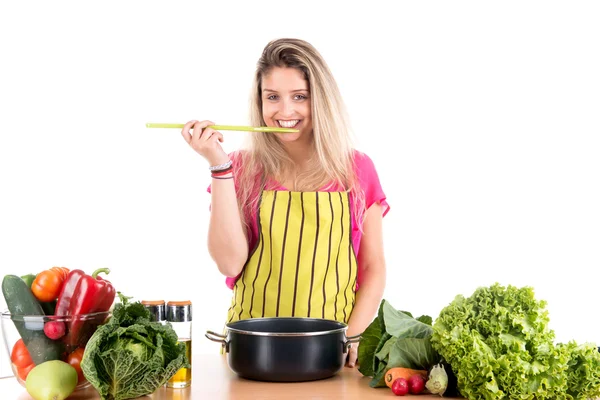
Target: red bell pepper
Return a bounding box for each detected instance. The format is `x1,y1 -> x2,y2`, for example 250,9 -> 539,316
55,269 -> 88,316
53,268 -> 116,347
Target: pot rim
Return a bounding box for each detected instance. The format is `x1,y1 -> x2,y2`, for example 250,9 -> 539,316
225,317 -> 348,337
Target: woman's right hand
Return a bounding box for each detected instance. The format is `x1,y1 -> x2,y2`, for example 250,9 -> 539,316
181,120 -> 229,166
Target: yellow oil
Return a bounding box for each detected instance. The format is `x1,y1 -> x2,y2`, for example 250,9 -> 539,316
167,339 -> 192,388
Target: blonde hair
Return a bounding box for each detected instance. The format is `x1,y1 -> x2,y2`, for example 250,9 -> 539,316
235,38 -> 365,234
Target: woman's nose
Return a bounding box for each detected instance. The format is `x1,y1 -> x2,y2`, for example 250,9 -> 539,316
279,99 -> 295,116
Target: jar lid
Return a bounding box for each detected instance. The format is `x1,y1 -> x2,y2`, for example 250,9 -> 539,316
166,300 -> 192,322
141,300 -> 165,306
167,300 -> 191,306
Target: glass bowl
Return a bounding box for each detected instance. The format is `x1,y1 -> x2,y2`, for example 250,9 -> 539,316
1,309 -> 111,389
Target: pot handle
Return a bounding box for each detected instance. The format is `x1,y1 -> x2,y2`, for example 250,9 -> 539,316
346,334 -> 361,343
205,330 -> 230,352
343,334 -> 362,353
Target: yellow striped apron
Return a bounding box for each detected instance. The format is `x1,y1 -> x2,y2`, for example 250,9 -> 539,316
227,190 -> 358,324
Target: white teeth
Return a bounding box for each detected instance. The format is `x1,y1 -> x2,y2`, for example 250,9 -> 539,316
278,120 -> 299,128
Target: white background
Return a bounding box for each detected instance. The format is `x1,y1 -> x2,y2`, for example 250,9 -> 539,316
1,1 -> 599,377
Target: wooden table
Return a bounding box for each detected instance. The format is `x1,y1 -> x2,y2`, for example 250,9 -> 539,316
0,354 -> 460,399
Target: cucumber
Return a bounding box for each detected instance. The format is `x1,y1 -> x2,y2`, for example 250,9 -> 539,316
2,275 -> 62,365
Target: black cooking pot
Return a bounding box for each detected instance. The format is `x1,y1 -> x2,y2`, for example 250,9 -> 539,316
205,317 -> 361,382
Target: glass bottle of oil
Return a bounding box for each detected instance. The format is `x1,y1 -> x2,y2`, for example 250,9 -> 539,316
166,300 -> 192,388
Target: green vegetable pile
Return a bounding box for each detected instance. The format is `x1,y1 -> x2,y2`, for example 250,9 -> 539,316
81,295 -> 189,400
431,283 -> 600,399
358,283 -> 600,399
357,300 -> 437,387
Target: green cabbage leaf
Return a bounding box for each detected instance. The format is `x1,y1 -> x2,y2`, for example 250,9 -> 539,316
357,300 -> 438,387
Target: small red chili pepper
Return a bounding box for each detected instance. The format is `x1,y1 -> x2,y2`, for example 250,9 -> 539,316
54,268 -> 116,346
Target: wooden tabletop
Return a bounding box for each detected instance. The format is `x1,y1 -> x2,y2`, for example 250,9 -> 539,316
0,354 -> 462,399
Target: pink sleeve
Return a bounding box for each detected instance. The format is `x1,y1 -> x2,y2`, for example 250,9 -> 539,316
355,152 -> 390,217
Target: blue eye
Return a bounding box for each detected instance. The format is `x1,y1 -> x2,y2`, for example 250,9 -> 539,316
294,94 -> 307,100
266,94 -> 278,100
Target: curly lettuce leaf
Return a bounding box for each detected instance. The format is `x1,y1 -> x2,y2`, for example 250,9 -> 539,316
431,283 -> 600,400
562,342 -> 600,400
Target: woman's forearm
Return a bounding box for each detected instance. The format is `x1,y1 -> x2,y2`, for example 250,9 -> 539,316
207,178 -> 248,277
346,264 -> 386,337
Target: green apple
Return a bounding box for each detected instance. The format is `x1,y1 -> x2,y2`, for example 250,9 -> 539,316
26,360 -> 78,400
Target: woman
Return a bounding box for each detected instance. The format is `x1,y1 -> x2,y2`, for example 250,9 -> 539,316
181,38 -> 389,367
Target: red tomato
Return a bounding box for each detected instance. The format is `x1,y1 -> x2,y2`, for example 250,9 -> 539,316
67,347 -> 86,383
17,363 -> 35,381
31,269 -> 64,302
11,339 -> 35,381
11,339 -> 33,368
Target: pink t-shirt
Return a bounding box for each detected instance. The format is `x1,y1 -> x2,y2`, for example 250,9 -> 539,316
208,150 -> 390,289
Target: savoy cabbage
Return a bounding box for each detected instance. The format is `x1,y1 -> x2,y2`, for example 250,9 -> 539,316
81,297 -> 188,400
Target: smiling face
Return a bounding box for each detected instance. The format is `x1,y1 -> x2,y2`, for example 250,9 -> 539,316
261,67 -> 312,143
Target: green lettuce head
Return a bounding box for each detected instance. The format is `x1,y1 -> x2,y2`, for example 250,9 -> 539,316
81,297 -> 188,400
431,283 -> 600,400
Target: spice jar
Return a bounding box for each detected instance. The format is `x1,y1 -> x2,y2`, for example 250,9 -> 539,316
166,300 -> 192,388
141,300 -> 166,324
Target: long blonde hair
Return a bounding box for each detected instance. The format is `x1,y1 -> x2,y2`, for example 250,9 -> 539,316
235,38 -> 365,233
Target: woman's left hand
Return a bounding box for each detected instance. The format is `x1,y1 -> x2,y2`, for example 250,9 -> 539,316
345,342 -> 359,368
